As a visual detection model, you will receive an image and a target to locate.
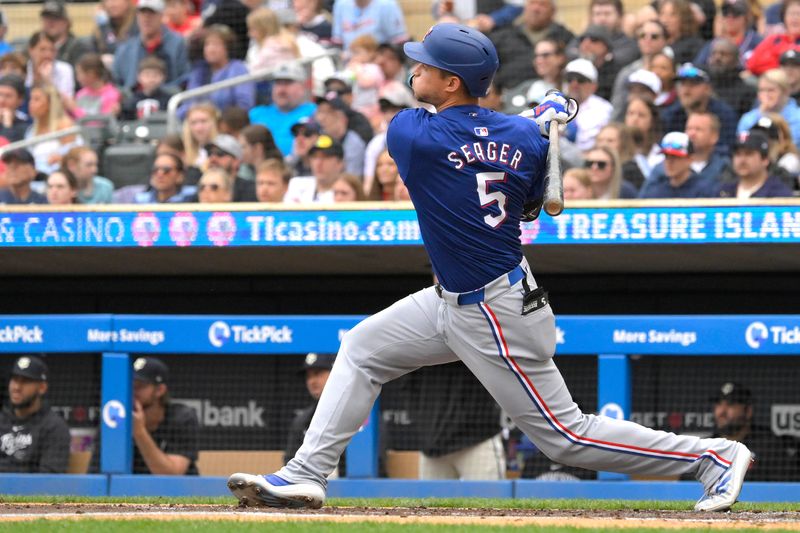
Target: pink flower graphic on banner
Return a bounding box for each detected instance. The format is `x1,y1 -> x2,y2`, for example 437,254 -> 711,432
207,212 -> 237,246
519,220 -> 540,244
131,212 -> 161,247
168,212 -> 198,247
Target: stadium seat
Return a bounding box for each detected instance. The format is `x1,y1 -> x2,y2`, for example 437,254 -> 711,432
102,143 -> 155,189
117,112 -> 169,145
78,114 -> 119,154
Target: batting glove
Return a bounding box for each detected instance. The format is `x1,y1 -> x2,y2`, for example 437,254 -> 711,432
521,197 -> 544,222
530,92 -> 571,138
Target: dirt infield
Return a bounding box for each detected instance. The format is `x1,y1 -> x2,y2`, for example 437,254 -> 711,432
0,503 -> 798,529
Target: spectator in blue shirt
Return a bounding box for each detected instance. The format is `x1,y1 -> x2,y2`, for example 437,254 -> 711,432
112,0 -> 189,90
134,153 -> 197,203
179,24 -> 255,119
715,130 -> 794,198
738,68 -> 800,147
0,149 -> 47,204
249,63 -> 316,156
0,11 -> 12,57
331,0 -> 409,50
639,131 -> 717,198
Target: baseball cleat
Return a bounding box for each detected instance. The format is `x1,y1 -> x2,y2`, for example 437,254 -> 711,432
227,472 -> 325,509
694,442 -> 753,512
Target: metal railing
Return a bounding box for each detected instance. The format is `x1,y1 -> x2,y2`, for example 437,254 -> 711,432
166,51 -> 339,134
0,126 -> 83,156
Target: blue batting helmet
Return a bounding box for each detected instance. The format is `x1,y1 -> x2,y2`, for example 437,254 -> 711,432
403,23 -> 499,97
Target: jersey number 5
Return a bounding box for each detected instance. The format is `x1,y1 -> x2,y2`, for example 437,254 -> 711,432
476,172 -> 508,228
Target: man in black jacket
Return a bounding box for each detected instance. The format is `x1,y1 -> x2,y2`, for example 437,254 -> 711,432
0,356 -> 70,473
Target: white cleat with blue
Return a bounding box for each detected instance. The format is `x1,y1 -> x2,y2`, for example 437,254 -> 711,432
227,472 -> 325,509
694,443 -> 754,512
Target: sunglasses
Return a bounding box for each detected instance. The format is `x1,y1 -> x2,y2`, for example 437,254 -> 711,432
583,159 -> 609,170
721,8 -> 745,16
151,165 -> 176,174
637,32 -> 664,40
207,148 -> 230,158
295,129 -> 318,138
565,74 -> 591,84
199,183 -> 221,192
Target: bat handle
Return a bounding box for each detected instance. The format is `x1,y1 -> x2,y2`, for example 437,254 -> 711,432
543,120 -> 563,217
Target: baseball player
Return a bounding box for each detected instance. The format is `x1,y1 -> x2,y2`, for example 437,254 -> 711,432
229,23 -> 752,512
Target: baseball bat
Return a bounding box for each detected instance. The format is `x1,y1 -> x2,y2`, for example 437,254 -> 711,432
543,120 -> 563,217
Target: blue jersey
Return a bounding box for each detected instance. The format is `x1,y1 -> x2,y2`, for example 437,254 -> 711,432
387,105 -> 548,293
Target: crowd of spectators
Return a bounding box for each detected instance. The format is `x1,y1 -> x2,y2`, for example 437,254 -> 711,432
0,0 -> 798,206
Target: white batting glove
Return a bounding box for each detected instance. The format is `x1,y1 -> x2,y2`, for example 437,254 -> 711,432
519,92 -> 571,138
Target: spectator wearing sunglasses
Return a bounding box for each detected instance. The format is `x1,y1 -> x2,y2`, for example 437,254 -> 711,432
694,0 -> 761,70
204,134 -> 257,201
287,117 -> 321,177
582,145 -> 638,199
197,167 -> 234,203
133,153 -> 196,203
714,130 -> 794,198
639,131 -> 716,198
564,58 -> 612,151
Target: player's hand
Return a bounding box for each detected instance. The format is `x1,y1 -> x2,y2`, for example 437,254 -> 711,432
132,400 -> 146,437
521,197 -> 544,222
530,92 -> 571,138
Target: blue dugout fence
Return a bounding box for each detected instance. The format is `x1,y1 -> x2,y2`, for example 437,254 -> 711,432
0,314 -> 799,501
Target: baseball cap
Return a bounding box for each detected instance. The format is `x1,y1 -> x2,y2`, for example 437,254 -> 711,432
660,131 -> 693,157
324,71 -> 354,94
205,134 -> 243,160
302,353 -> 336,372
314,92 -> 350,113
721,0 -> 748,16
580,24 -> 613,48
271,63 -> 308,83
627,69 -> 662,94
10,356 -> 48,382
137,0 -> 165,12
308,134 -> 344,158
780,48 -> 800,66
1,148 -> 35,165
564,58 -> 598,83
290,116 -> 322,136
675,63 -> 710,83
41,0 -> 67,19
378,81 -> 417,109
750,115 -> 780,139
734,130 -> 769,156
711,382 -> 752,405
133,357 -> 169,385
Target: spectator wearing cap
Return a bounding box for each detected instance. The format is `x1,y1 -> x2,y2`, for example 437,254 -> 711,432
132,357 -> 199,475
610,20 -> 668,122
120,57 -> 172,121
322,76 -> 375,145
748,0 -> 800,76
714,130 -> 793,197
362,81 -> 416,190
0,11 -> 12,57
249,63 -> 317,156
178,24 -> 255,120
133,152 -> 196,203
331,0 -> 409,50
284,353 -> 346,477
256,159 -> 291,202
661,63 -> 739,156
0,356 -> 70,473
751,113 -> 800,185
238,124 -> 282,181
284,134 -> 344,203
39,0 -> 92,68
626,69 -> 662,106
705,38 -> 758,118
0,75 -> 31,143
91,0 -> 139,64
491,0 -> 574,90
738,68 -> 800,146
205,134 -> 257,201
780,49 -> 800,104
639,131 -> 717,198
571,24 -> 622,101
112,0 -> 189,90
314,94 -> 365,176
564,58 -> 612,151
694,0 -> 761,70
25,32 -> 75,100
707,382 -> 799,481
658,0 -> 706,65
288,117 -> 321,177
0,149 -> 47,204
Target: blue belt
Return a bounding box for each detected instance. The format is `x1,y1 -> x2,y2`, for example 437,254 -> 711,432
456,265 -> 526,305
